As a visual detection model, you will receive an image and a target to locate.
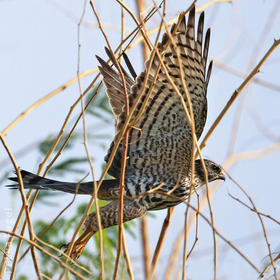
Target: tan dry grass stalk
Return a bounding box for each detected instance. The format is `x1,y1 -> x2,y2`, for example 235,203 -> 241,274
1,1 -> 280,279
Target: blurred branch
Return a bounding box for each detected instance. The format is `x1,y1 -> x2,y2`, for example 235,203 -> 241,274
198,39 -> 280,154
213,60 -> 280,92
0,134 -> 42,279
136,0 -> 152,278
90,1 -> 132,279
227,174 -> 278,279
0,230 -> 89,279
159,191 -> 261,275
1,67 -> 98,137
151,207 -> 174,278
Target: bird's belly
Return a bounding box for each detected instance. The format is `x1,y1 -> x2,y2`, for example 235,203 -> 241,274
124,179 -> 190,211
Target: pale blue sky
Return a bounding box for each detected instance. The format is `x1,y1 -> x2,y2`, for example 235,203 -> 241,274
1,0 -> 280,279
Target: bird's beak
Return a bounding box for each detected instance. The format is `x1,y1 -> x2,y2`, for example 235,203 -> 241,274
219,171 -> 225,181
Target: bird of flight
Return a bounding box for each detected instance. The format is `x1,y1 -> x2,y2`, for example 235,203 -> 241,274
8,6 -> 225,260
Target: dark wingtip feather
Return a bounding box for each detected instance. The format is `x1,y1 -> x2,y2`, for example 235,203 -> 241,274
203,28 -> 211,59
205,60 -> 213,90
104,46 -> 113,60
96,55 -> 108,67
122,52 -> 137,80
197,11 -> 204,45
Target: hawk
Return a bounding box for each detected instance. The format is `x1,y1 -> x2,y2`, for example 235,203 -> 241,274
8,6 -> 225,259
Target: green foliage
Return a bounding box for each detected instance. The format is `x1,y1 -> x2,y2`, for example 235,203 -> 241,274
16,86 -> 137,279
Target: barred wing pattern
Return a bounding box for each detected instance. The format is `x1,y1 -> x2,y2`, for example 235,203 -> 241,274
6,7 -> 222,259
101,8 -> 212,198
97,52 -> 135,118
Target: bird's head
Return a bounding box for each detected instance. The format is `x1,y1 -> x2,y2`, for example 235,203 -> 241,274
194,159 -> 225,184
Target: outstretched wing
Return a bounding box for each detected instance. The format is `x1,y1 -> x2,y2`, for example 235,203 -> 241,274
96,48 -> 135,118
103,7 -> 212,189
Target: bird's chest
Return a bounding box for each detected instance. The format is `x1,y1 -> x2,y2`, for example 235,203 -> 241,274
123,177 -> 191,211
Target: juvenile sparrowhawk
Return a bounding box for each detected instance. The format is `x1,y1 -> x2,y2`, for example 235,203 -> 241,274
8,6 -> 225,259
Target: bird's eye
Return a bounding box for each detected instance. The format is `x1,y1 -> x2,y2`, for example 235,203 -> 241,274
211,164 -> 220,172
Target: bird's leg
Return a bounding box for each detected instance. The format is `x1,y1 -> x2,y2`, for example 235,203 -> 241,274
64,199 -> 147,260
64,226 -> 95,260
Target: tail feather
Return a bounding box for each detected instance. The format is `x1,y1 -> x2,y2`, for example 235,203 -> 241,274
7,170 -> 119,196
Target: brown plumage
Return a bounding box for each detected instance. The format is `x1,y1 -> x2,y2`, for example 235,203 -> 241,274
8,6 -> 224,260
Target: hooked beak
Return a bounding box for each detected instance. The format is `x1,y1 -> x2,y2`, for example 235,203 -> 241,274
219,171 -> 226,181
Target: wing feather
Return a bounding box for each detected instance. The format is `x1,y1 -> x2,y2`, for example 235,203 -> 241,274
96,52 -> 135,118
102,7 -> 212,192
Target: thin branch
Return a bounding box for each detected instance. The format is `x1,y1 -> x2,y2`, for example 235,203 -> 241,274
213,60 -> 280,93
0,230 -> 88,279
61,3 -> 105,280
136,0 -> 153,278
1,68 -> 97,137
227,173 -> 278,279
157,191 -> 261,273
228,193 -> 280,226
0,134 -> 42,279
151,207 -> 175,278
89,1 -> 131,279
198,39 -> 280,154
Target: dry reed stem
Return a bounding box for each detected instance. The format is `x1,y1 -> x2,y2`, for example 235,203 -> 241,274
34,236 -> 91,274
77,1 -> 105,278
161,191 -> 261,273
162,10 -> 279,280
226,1 -> 280,160
7,80 -> 102,279
1,67 -> 97,137
227,173 -> 278,279
2,75 -> 100,273
197,39 -> 280,155
61,2 -> 105,279
1,2 -> 163,278
2,1 -> 278,278
18,184 -> 81,262
0,134 -> 43,279
4,68 -> 102,279
146,4 -> 220,278
130,0 -> 231,50
224,140 -> 280,167
6,18 -> 103,280
1,3 -> 158,139
136,0 -> 154,278
164,36 -> 280,280
119,3 -> 135,280
60,3 -> 106,280
0,230 -> 88,279
122,230 -> 134,280
89,1 -> 131,279
151,207 -> 175,278
260,253 -> 280,279
213,60 -> 280,92
227,193 -> 280,226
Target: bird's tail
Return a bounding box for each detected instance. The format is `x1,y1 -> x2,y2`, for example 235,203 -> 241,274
7,170 -> 118,196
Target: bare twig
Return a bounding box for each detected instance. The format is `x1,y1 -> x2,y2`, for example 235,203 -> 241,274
198,39 -> 280,154
0,135 -> 42,279
151,207 -> 175,278
0,230 -> 89,279
227,172 -> 278,279
136,0 -> 152,278
228,193 -> 280,226
61,3 -> 105,280
89,1 -> 131,279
